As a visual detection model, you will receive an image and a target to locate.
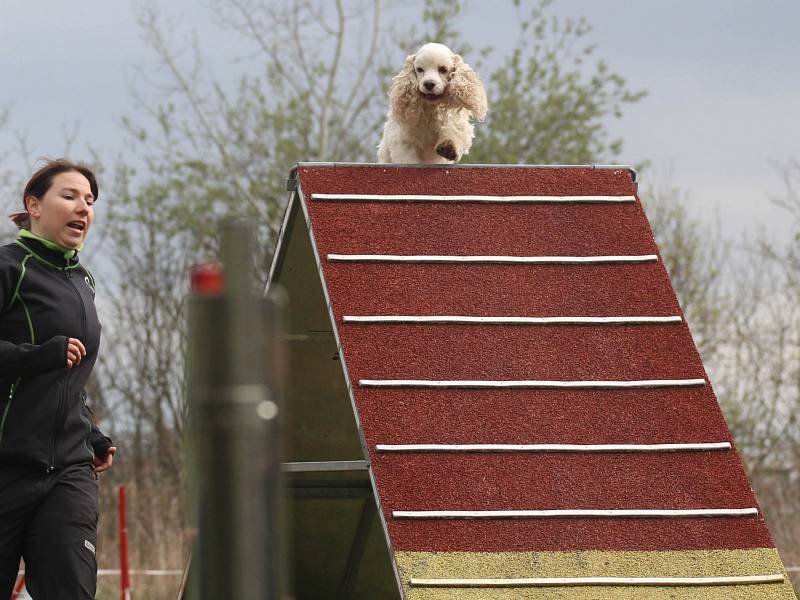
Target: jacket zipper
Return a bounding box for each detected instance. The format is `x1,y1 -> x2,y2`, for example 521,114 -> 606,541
0,378 -> 20,446
49,373 -> 68,472
49,266 -> 87,472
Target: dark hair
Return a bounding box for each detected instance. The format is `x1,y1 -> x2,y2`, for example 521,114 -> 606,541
10,159 -> 99,229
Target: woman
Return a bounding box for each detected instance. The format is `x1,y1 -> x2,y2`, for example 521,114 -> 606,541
0,159 -> 116,599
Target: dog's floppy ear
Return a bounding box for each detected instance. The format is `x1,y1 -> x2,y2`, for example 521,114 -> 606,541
447,54 -> 488,122
389,54 -> 421,124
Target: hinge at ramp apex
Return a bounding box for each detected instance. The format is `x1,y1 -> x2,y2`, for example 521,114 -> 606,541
286,166 -> 299,192
628,167 -> 639,192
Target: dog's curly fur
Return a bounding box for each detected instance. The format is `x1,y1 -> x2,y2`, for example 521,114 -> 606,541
377,43 -> 488,164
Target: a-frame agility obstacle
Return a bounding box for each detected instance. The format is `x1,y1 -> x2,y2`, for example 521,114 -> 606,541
268,163 -> 796,599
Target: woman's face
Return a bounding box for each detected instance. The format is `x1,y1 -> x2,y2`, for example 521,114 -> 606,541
26,171 -> 95,249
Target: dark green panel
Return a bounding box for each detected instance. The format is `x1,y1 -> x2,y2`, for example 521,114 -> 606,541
273,198 -> 364,462
273,193 -> 401,599
287,471 -> 400,600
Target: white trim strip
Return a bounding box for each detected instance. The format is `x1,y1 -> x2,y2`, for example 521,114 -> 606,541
359,379 -> 706,389
392,508 -> 759,519
19,569 -> 185,577
312,193 -> 636,203
376,442 -> 732,453
344,315 -> 682,325
410,574 -> 785,588
327,254 -> 658,264
97,570 -> 184,577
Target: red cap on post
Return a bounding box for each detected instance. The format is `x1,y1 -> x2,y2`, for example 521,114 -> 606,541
191,262 -> 224,296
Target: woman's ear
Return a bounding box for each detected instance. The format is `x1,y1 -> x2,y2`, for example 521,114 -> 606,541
25,195 -> 41,219
389,54 -> 421,123
447,54 -> 488,122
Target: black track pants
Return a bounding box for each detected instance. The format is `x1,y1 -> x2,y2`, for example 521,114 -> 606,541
0,463 -> 98,599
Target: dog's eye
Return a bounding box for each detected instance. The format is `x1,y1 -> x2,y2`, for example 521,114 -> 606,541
439,66 -> 448,74
416,67 -> 424,74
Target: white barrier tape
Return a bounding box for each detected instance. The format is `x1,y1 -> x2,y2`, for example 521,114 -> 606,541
360,379 -> 706,389
409,574 -> 785,588
18,570 -> 183,577
328,254 -> 658,264
376,442 -> 732,453
313,193 -> 636,203
393,508 -> 759,519
344,315 -> 682,325
98,570 -> 183,576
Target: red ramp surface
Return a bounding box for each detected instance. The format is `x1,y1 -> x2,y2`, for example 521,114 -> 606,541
270,164 -> 796,599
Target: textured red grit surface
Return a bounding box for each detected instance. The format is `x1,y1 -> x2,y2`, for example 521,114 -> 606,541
324,263 -> 681,317
378,453 -> 771,552
297,166 -> 649,258
342,324 -> 704,381
298,164 -> 634,196
375,453 -> 756,509
294,165 -> 774,553
387,517 -> 773,553
309,202 -> 655,257
355,388 -> 733,445
325,262 -> 680,320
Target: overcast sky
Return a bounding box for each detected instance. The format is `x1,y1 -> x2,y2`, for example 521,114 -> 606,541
1,1 -> 798,247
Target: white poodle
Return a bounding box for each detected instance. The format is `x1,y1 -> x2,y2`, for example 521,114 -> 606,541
377,42 -> 488,164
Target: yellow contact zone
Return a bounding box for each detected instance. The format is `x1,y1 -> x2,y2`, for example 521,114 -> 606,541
395,548 -> 797,599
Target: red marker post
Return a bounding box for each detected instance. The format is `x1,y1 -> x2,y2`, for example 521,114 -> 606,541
190,262 -> 224,296
119,486 -> 131,600
10,575 -> 25,600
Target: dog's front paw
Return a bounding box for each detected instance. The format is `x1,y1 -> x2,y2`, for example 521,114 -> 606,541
436,140 -> 458,161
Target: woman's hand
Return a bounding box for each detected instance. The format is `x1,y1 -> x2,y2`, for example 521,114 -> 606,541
94,446 -> 116,473
66,338 -> 86,368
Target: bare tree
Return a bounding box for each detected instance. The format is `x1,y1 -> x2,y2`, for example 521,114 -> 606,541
0,107 -> 18,244
469,1 -> 646,165
641,166 -> 799,587
91,168 -> 196,599
639,171 -> 728,363
94,3 -> 403,592
716,162 -> 800,580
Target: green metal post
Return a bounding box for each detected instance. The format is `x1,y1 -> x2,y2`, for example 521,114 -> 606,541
187,220 -> 286,599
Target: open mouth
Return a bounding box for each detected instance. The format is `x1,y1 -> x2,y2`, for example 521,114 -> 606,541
67,221 -> 86,234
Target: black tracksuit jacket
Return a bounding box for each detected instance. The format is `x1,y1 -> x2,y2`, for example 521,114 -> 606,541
0,236 -> 111,470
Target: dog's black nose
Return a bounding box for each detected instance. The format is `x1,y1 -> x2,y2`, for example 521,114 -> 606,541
423,80 -> 435,91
